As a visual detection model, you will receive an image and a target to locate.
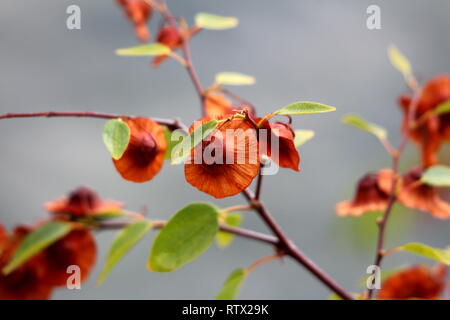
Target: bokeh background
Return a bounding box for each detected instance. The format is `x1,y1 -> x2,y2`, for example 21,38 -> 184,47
1,0 -> 450,299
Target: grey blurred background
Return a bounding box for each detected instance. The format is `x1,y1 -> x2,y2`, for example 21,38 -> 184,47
1,0 -> 449,299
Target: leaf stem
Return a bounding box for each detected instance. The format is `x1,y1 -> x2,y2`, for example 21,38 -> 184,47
220,205 -> 253,214
246,254 -> 280,274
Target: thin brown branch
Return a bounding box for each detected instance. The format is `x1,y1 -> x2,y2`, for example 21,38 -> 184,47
0,111 -> 188,132
367,87 -> 422,299
154,0 -> 206,116
97,219 -> 279,246
242,189 -> 353,300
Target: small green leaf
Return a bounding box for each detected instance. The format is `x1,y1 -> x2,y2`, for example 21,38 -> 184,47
421,165 -> 450,187
275,101 -> 336,116
294,130 -> 315,148
2,221 -> 72,275
164,129 -> 185,160
217,213 -> 243,248
102,119 -> 131,160
393,242 -> 450,265
195,13 -> 239,30
342,114 -> 387,140
435,100 -> 450,115
327,293 -> 343,300
116,43 -> 172,56
215,72 -> 255,86
98,220 -> 152,284
388,45 -> 412,78
215,268 -> 247,300
90,211 -> 125,220
171,120 -> 218,165
148,203 -> 219,272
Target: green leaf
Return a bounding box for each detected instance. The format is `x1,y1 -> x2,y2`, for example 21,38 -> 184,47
435,100 -> 450,115
2,221 -> 72,275
90,211 -> 125,220
421,165 -> 450,187
102,119 -> 131,160
342,114 -> 387,140
98,220 -> 152,284
116,43 -> 172,56
393,242 -> 450,265
148,203 -> 219,272
328,293 -> 343,300
215,268 -> 247,300
275,101 -> 336,116
171,120 -> 218,165
388,45 -> 412,78
294,130 -> 315,148
215,72 -> 255,86
164,129 -> 185,160
216,213 -> 243,248
195,13 -> 239,30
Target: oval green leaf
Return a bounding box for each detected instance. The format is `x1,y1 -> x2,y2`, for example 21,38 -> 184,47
216,213 -> 243,248
421,165 -> 450,187
342,114 -> 387,140
388,45 -> 412,78
102,119 -> 131,160
393,242 -> 450,265
275,101 -> 336,116
148,203 -> 219,272
171,120 -> 218,165
195,13 -> 239,30
215,72 -> 255,86
164,129 -> 185,160
294,129 -> 315,148
215,268 -> 247,300
116,43 -> 172,56
97,220 -> 152,284
2,221 -> 72,275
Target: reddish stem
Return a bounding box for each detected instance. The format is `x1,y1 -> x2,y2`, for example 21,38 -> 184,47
367,88 -> 421,299
99,219 -> 279,246
156,0 -> 206,116
0,111 -> 188,132
243,189 -> 353,300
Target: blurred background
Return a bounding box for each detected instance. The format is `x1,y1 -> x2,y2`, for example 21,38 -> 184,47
1,0 -> 450,299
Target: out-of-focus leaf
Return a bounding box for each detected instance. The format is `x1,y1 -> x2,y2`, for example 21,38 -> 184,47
98,220 -> 152,284
102,119 -> 130,160
421,165 -> 450,187
215,72 -> 255,86
116,43 -> 171,56
342,114 -> 387,140
275,102 -> 336,115
2,221 -> 72,275
388,45 -> 412,78
435,101 -> 450,115
393,242 -> 450,265
216,213 -> 243,248
148,203 -> 219,272
195,13 -> 239,30
215,268 -> 247,300
294,130 -> 315,147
